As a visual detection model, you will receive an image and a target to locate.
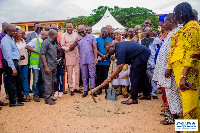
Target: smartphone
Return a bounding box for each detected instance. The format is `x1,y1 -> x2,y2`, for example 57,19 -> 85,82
185,81 -> 192,88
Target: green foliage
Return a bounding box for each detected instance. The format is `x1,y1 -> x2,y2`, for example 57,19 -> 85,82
63,6 -> 159,32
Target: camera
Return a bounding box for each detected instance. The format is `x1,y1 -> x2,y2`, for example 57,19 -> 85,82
20,55 -> 25,60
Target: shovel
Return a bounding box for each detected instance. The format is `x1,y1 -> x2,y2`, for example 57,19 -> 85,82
88,84 -> 116,103
105,87 -> 116,101
88,84 -> 103,103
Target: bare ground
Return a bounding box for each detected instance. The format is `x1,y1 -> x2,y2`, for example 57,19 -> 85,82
0,88 -> 174,133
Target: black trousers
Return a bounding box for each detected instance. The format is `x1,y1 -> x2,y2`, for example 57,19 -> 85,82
79,68 -> 83,87
96,65 -> 109,89
130,59 -> 151,100
4,60 -> 24,103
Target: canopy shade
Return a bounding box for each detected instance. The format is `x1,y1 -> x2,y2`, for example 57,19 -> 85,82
92,10 -> 125,33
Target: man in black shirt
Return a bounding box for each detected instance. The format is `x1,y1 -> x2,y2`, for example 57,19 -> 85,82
102,41 -> 151,105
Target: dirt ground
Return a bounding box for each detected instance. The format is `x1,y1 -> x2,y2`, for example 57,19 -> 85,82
0,74 -> 174,133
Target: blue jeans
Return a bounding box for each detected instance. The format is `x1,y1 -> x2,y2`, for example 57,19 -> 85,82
54,67 -> 64,92
19,65 -> 30,96
32,69 -> 45,96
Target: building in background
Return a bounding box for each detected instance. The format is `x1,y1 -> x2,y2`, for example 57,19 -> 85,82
11,20 -> 66,33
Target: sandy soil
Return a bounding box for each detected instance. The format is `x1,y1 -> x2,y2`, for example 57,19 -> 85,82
0,74 -> 174,133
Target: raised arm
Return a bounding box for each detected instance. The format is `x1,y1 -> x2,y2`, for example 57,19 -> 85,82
69,37 -> 81,51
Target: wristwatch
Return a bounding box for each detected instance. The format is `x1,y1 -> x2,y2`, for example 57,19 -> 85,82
107,78 -> 112,82
181,75 -> 186,78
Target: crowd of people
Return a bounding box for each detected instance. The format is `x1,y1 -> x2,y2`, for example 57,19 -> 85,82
0,2 -> 199,130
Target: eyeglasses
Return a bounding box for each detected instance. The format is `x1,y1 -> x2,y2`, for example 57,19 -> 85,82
78,31 -> 85,34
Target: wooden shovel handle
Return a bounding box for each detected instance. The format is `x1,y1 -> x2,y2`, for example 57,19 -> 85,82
88,84 -> 104,95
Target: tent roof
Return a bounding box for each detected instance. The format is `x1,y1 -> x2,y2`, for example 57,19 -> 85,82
92,10 -> 125,33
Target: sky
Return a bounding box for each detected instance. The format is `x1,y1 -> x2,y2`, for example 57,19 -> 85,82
0,0 -> 199,30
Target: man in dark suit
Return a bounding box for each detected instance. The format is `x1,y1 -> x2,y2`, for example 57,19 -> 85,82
26,23 -> 42,44
102,41 -> 151,105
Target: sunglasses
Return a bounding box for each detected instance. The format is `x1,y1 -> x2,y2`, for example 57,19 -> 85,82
78,31 -> 85,34
37,27 -> 42,29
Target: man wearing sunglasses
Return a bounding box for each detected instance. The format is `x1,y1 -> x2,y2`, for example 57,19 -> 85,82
70,25 -> 98,98
143,20 -> 152,29
26,23 -> 42,44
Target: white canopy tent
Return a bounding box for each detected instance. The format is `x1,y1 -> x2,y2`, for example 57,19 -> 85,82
92,10 -> 125,33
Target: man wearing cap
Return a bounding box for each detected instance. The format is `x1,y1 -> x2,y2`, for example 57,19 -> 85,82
158,14 -> 170,41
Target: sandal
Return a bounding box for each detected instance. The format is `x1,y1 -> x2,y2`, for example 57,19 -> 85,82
122,92 -> 129,98
116,92 -> 122,96
161,108 -> 170,112
160,117 -> 175,125
160,111 -> 171,117
160,113 -> 167,117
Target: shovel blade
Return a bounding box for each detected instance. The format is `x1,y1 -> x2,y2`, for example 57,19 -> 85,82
105,89 -> 116,101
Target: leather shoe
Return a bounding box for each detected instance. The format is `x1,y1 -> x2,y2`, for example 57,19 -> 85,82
82,91 -> 88,97
93,92 -> 97,97
45,100 -> 55,105
121,99 -> 138,105
97,89 -> 102,95
74,89 -> 83,93
152,96 -> 158,99
70,91 -> 74,96
9,102 -> 24,107
137,95 -> 151,100
18,98 -> 30,102
0,101 -> 8,106
39,95 -> 45,98
63,90 -> 68,94
51,98 -> 57,101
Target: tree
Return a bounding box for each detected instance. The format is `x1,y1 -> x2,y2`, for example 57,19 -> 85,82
63,6 -> 159,32
63,16 -> 87,29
